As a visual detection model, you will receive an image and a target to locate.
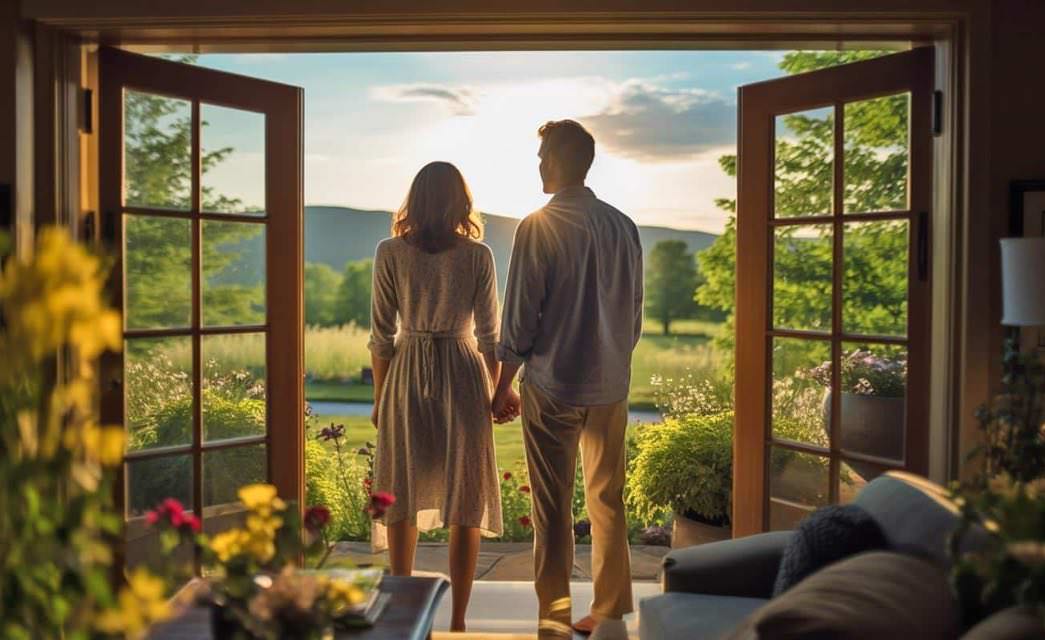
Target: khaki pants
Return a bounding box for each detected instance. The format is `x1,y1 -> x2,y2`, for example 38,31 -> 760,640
521,381 -> 634,638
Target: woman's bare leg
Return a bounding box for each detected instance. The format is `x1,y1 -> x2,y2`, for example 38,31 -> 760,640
448,525 -> 481,632
387,521 -> 418,576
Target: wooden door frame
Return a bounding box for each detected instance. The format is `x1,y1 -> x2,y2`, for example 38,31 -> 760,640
97,48 -> 304,538
22,4 -> 978,539
734,48 -> 935,536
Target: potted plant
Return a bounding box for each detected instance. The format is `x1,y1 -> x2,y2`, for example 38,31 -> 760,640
810,349 -> 907,469
626,412 -> 734,548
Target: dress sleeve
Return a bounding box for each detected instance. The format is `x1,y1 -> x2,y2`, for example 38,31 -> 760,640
367,242 -> 398,360
473,244 -> 499,354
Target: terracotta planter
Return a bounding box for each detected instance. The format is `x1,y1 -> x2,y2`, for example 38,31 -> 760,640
670,511 -> 731,549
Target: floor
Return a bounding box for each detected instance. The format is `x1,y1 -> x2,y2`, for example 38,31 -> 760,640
329,542 -> 671,582
431,580 -> 662,638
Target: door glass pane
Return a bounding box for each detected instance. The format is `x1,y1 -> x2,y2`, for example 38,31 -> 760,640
835,342 -> 907,464
201,103 -> 265,215
203,444 -> 267,513
772,337 -> 831,448
126,336 -> 193,452
202,220 -> 266,326
774,107 -> 834,218
773,225 -> 833,331
124,215 -> 192,330
123,90 -> 191,210
126,454 -> 193,517
769,447 -> 829,530
843,93 -> 909,213
843,220 -> 908,337
202,332 -> 267,442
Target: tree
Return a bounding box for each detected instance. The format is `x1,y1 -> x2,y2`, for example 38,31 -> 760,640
645,240 -> 699,335
696,50 -> 910,347
304,263 -> 343,327
335,259 -> 373,328
123,58 -> 263,330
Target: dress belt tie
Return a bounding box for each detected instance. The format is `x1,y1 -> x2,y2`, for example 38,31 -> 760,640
400,329 -> 471,399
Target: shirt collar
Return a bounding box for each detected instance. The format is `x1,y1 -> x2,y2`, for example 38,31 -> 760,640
548,185 -> 594,205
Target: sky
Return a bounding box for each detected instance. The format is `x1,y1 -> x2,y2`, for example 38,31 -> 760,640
194,51 -> 791,233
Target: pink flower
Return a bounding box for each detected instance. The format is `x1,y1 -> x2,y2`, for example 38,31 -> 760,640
304,505 -> 331,532
367,492 -> 396,519
146,498 -> 199,534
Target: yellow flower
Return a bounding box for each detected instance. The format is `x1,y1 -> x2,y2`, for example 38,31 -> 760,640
94,568 -> 171,639
238,484 -> 286,514
210,529 -> 248,563
72,422 -> 126,467
326,579 -> 366,613
245,513 -> 283,537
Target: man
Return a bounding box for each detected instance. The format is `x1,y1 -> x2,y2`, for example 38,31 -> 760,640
492,119 -> 643,640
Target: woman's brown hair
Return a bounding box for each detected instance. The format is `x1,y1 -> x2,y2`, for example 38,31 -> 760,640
392,161 -> 482,253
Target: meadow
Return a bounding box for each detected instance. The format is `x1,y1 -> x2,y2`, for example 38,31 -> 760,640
300,320 -> 727,409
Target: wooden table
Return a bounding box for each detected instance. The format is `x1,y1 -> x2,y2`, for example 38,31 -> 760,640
148,576 -> 449,640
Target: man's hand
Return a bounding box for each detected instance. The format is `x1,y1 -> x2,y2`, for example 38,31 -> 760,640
492,387 -> 521,424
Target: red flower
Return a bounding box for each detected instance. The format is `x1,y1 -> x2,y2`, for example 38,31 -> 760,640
304,505 -> 331,532
363,477 -> 373,491
145,498 -> 199,534
518,515 -> 532,528
503,472 -> 512,481
367,492 -> 396,519
519,485 -> 531,494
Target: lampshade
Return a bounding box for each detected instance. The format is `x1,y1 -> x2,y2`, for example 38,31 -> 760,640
1001,237 -> 1045,326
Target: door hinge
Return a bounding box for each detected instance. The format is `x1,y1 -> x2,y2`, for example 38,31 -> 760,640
80,88 -> 93,134
932,90 -> 943,136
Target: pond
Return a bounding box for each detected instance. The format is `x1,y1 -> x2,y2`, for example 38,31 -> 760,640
309,401 -> 662,424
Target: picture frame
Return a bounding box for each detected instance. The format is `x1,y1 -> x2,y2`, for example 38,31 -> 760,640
1010,180 -> 1045,355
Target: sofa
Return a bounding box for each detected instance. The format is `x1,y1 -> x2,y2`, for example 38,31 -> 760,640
639,472 -> 991,639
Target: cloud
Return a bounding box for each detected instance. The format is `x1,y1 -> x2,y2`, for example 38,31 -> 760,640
371,83 -> 479,115
580,80 -> 736,162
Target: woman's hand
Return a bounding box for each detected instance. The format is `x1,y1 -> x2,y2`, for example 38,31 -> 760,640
492,387 -> 521,424
371,404 -> 379,428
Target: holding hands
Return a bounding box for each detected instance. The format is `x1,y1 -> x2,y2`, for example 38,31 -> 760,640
492,386 -> 521,424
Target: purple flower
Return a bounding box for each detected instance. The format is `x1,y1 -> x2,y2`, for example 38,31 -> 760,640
318,423 -> 345,442
573,519 -> 591,539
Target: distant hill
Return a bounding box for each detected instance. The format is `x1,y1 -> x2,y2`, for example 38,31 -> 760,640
304,205 -> 718,292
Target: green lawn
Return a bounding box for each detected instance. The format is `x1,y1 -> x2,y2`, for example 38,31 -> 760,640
313,414 -> 529,470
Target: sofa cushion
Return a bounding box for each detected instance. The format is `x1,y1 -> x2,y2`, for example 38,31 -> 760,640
727,551 -> 959,640
963,607 -> 1045,640
639,592 -> 767,640
773,503 -> 887,595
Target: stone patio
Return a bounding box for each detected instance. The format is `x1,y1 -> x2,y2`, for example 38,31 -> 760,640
328,542 -> 671,582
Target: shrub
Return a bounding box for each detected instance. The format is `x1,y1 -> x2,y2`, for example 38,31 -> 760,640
304,438 -> 371,541
627,412 -> 734,523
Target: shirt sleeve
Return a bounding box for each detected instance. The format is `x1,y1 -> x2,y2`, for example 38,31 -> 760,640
473,244 -> 499,355
496,218 -> 547,364
367,242 -> 398,360
632,228 -> 645,348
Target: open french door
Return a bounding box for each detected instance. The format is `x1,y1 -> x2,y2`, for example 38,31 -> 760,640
733,48 -> 934,537
98,47 -> 303,572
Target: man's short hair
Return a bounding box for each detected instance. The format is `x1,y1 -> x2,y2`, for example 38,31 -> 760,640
538,119 -> 595,183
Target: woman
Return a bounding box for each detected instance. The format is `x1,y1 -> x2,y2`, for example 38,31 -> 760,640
368,161 -> 503,632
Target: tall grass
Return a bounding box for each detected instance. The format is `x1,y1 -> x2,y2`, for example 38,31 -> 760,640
305,324 -> 372,381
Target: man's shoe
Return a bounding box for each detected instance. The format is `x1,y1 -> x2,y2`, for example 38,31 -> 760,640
571,615 -> 597,635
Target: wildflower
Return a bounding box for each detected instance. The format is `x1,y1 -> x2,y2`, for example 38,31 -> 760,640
94,568 -> 172,637
319,423 -> 346,442
503,471 -> 512,481
518,515 -> 532,528
304,505 -> 331,532
519,485 -> 531,494
367,491 -> 396,519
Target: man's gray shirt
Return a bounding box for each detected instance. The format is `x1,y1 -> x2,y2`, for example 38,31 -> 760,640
496,186 -> 644,406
